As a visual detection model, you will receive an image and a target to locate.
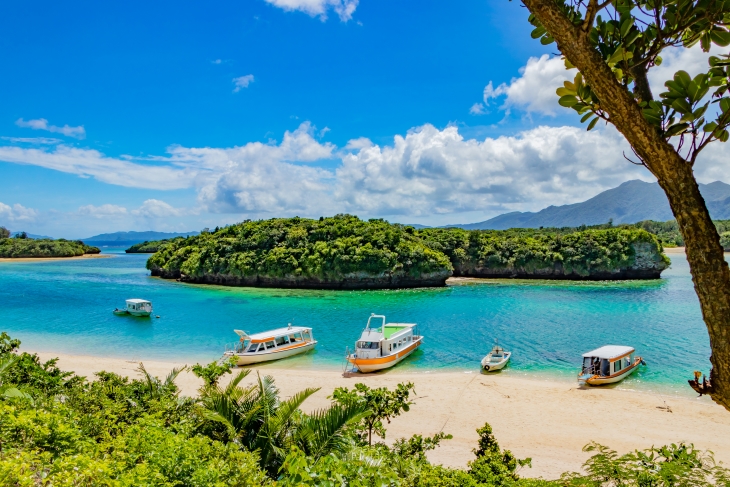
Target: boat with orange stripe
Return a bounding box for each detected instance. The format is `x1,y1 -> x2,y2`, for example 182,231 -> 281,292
222,324 -> 317,366
346,314 -> 422,373
578,345 -> 646,386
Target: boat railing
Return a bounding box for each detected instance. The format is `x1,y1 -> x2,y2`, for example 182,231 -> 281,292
224,341 -> 245,353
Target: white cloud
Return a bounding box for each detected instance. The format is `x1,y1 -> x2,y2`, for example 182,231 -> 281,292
232,75 -> 254,92
265,0 -> 359,22
131,199 -> 185,218
335,124 -> 648,216
77,204 -> 128,219
1,136 -> 62,145
0,202 -> 38,223
15,118 -> 86,139
0,144 -> 196,190
212,59 -> 222,64
469,103 -> 486,115
11,121 -> 721,221
482,55 -> 576,116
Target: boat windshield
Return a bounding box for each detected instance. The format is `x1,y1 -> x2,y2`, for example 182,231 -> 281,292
358,341 -> 380,349
246,343 -> 259,353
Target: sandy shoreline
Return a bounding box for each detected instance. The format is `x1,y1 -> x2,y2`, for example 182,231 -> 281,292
0,254 -> 113,263
30,350 -> 730,480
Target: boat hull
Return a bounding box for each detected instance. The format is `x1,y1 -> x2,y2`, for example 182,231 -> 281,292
580,357 -> 642,386
347,337 -> 422,373
481,351 -> 511,372
225,341 -> 317,365
128,310 -> 151,317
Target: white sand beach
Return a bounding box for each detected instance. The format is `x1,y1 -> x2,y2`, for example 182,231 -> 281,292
32,350 -> 730,480
0,254 -> 113,263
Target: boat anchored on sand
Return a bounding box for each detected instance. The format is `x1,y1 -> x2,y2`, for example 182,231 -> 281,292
578,345 -> 645,386
481,342 -> 511,372
346,314 -> 422,373
113,299 -> 153,317
222,325 -> 317,366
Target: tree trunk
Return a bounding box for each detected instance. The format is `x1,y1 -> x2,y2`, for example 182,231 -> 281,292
522,0 -> 730,410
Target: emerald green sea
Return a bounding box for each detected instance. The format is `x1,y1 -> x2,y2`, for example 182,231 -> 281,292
0,250 -> 715,396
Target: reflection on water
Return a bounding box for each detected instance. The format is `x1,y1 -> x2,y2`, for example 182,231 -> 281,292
0,251 -> 714,396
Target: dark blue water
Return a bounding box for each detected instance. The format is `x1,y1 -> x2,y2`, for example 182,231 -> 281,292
0,250 -> 713,395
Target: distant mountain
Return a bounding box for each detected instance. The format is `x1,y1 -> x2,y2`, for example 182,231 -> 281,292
82,231 -> 198,245
455,180 -> 730,230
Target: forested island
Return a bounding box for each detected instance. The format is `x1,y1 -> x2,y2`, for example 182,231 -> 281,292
0,228 -> 100,258
145,215 -> 669,289
125,238 -> 178,253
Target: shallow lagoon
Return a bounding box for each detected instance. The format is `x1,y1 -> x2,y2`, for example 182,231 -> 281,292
0,249 -> 713,395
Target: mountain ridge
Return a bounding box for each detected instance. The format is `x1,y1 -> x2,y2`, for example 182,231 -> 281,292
453,180 -> 730,230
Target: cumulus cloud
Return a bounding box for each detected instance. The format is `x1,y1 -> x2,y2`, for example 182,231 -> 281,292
0,202 -> 38,223
10,121 -> 723,220
1,136 -> 62,145
15,118 -> 86,139
265,0 -> 359,22
77,204 -> 128,219
482,55 -> 576,116
232,75 -> 254,92
335,124 -> 647,216
132,199 -> 186,218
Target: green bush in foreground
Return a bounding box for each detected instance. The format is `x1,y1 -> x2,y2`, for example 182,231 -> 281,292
1,331 -> 728,486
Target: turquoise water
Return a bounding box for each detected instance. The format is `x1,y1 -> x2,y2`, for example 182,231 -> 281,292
0,250 -> 714,395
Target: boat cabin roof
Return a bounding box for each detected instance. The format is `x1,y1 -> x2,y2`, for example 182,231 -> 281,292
126,299 -> 151,305
235,326 -> 311,343
582,345 -> 634,360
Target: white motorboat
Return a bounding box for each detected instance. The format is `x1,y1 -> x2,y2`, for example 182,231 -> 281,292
113,299 -> 153,317
578,345 -> 645,386
481,344 -> 511,372
222,324 -> 317,366
346,314 -> 422,373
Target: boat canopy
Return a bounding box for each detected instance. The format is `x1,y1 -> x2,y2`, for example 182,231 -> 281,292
126,299 -> 151,305
244,325 -> 312,343
582,345 -> 634,360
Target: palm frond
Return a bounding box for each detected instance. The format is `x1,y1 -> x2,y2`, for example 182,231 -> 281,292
164,365 -> 188,388
224,369 -> 251,396
0,354 -> 19,385
300,402 -> 371,461
136,362 -> 159,397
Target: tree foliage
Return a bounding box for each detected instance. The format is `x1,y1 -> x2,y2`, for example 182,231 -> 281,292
0,238 -> 100,258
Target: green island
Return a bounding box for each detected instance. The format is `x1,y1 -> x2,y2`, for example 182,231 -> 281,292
0,332 -> 727,486
145,215 -> 669,289
125,238 -> 180,254
0,228 -> 100,258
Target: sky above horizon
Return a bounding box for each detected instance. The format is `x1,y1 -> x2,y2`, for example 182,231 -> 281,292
1,0 -> 729,238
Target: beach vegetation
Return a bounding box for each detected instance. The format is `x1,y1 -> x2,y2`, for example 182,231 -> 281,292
125,238 -> 180,254
519,0 -> 730,411
0,226 -> 9,239
0,238 -> 100,258
2,332 -> 728,485
191,357 -> 237,387
330,381 -> 416,446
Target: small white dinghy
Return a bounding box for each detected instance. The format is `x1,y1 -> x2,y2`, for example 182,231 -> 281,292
481,343 -> 511,372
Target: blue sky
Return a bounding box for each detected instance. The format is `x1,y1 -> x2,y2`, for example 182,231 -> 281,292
1,0 -> 726,238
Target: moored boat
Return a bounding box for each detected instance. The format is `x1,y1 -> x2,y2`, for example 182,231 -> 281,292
481,343 -> 511,372
222,325 -> 317,366
346,314 -> 422,373
578,345 -> 644,386
113,299 -> 153,317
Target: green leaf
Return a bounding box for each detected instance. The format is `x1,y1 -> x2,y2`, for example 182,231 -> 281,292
710,29 -> 730,47
587,117 -> 599,131
720,129 -> 730,142
704,121 -> 718,133
540,35 -> 554,45
675,71 -> 692,89
558,95 -> 579,108
665,123 -> 689,137
720,97 -> 730,113
620,17 -> 634,38
671,98 -> 693,114
556,87 -> 575,97
580,112 -> 594,123
530,26 -> 546,39
655,56 -> 663,67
